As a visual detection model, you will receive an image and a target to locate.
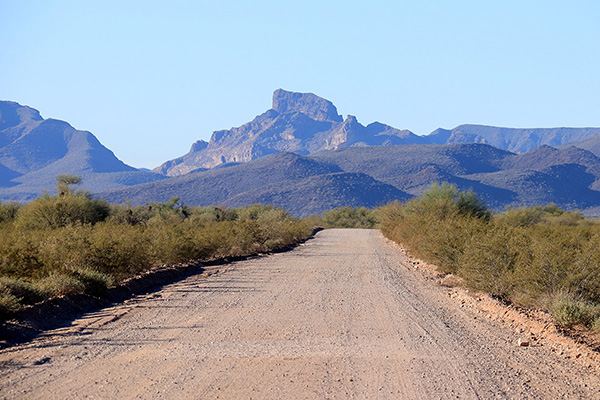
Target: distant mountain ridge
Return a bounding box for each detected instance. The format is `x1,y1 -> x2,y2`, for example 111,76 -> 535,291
101,143 -> 600,216
153,89 -> 425,176
103,152 -> 411,216
154,89 -> 600,176
429,125 -> 600,153
0,100 -> 166,201
3,93 -> 600,216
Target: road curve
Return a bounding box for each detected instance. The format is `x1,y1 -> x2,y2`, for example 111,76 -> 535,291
1,229 -> 599,399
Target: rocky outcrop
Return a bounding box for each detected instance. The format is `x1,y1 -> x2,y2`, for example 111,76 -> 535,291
271,88 -> 343,123
154,89 -> 423,176
153,89 -> 600,177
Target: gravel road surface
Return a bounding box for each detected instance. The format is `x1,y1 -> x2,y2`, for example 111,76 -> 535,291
1,229 -> 600,399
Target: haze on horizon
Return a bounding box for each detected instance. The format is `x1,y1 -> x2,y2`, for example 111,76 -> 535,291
1,0 -> 599,169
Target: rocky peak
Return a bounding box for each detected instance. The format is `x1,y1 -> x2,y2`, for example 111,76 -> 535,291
0,101 -> 43,131
344,115 -> 360,125
190,139 -> 208,152
272,89 -> 343,123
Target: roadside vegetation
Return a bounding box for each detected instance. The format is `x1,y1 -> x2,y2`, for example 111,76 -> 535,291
318,206 -> 378,229
4,174 -> 600,336
0,175 -> 314,317
379,182 -> 600,332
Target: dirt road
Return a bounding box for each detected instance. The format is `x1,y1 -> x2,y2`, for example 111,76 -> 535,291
1,229 -> 600,399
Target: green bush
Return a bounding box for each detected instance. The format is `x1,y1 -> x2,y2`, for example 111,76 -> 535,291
321,207 -> 377,228
0,276 -> 45,305
379,183 -> 600,333
16,175 -> 110,229
551,293 -> 600,329
16,193 -> 110,229
495,204 -> 586,228
0,198 -> 314,317
404,182 -> 491,221
459,224 -> 530,299
37,273 -> 85,297
69,267 -> 113,297
0,292 -> 22,316
0,201 -> 21,224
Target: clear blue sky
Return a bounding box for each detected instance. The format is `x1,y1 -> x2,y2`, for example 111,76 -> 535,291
2,1 -> 599,168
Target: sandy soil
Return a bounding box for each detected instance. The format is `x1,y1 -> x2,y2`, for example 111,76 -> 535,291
1,229 -> 600,399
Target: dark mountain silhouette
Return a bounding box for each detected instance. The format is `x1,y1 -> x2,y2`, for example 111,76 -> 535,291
560,134 -> 600,158
0,101 -> 166,201
101,152 -> 411,216
100,143 -> 600,215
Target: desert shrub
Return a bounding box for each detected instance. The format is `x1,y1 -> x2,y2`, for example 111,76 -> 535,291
85,223 -> 152,276
495,206 -> 545,227
321,207 -> 377,228
16,175 -> 110,229
68,267 -> 113,297
523,227 -> 586,298
404,182 -> 491,221
108,202 -> 154,226
0,292 -> 22,316
147,197 -> 190,224
37,273 -> 85,297
34,224 -> 91,274
185,206 -> 238,225
0,200 -> 314,318
542,210 -> 587,226
456,189 -> 492,220
147,222 -> 204,264
379,188 -> 489,275
422,215 -> 488,275
379,187 -> 600,332
495,204 -> 587,228
0,276 -> 45,305
0,230 -> 44,278
17,192 -> 110,229
459,224 -> 530,299
0,201 -> 21,224
566,233 -> 600,302
551,293 -> 600,329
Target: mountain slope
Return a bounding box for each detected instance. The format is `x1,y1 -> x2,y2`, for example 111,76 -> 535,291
223,172 -> 409,216
101,152 -> 411,216
153,89 -> 425,176
0,101 -> 166,201
561,134 -> 600,158
311,144 -> 600,210
428,125 -> 600,153
101,143 -> 600,215
153,89 -> 600,176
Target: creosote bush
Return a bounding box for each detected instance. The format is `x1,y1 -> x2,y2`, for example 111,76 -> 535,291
379,181 -> 600,331
321,206 -> 378,228
16,175 -> 110,229
0,176 -> 314,317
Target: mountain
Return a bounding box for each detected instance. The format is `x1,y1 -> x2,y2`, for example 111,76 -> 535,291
4,93 -> 600,215
154,89 -> 600,176
101,143 -> 600,215
427,125 -> 600,153
0,101 -> 167,201
310,144 -> 516,208
153,89 -> 424,176
560,134 -> 600,158
102,152 -> 410,216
